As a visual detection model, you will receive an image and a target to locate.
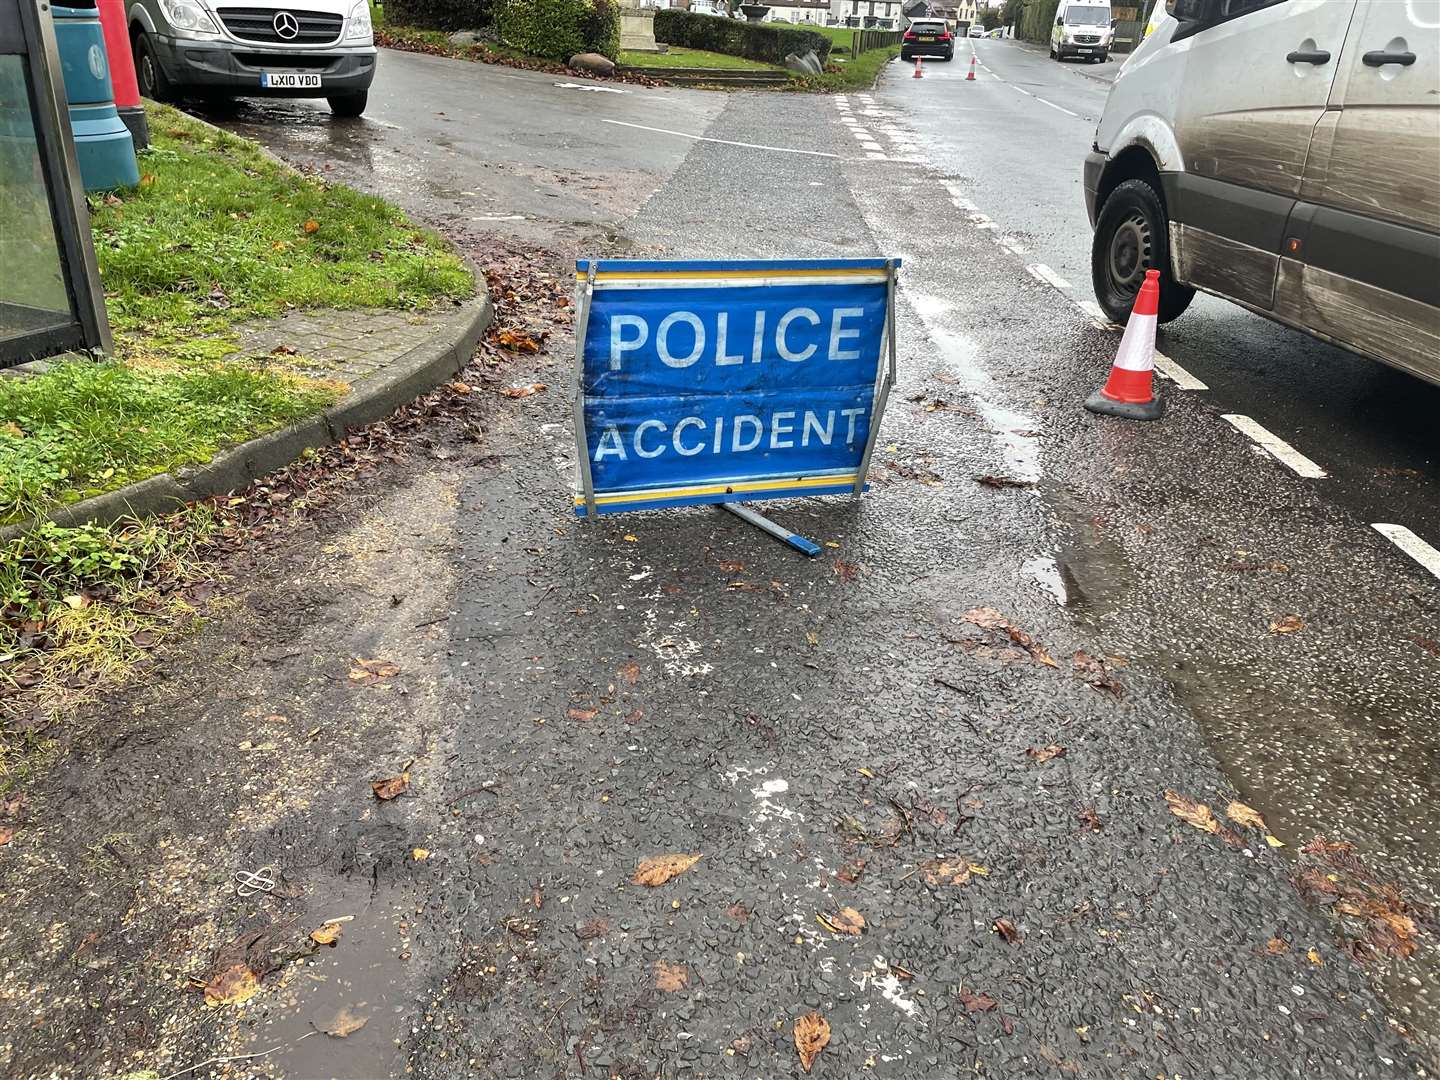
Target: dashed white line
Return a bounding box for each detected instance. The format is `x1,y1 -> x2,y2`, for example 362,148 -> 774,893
1152,350 -> 1209,391
1033,96 -> 1080,118
1222,415 -> 1327,478
1026,263 -> 1071,290
1372,524 -> 1440,582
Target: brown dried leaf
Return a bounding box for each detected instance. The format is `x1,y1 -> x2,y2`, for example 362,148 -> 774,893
349,657 -> 400,684
959,987 -> 998,1012
717,559 -> 746,573
574,918 -> 609,940
0,826 -> 13,846
302,219 -> 320,233
1164,790 -> 1220,834
498,381 -> 547,397
567,706 -> 598,721
324,1006 -> 368,1038
310,922 -> 343,946
1264,936 -> 1289,955
1268,614 -> 1304,634
1227,800 -> 1267,831
974,474 -> 1035,490
921,860 -> 972,887
619,661 -> 640,685
992,918 -> 1022,944
448,380 -> 473,395
793,1012 -> 830,1074
1026,743 -> 1066,765
1078,807 -> 1103,832
835,858 -> 867,884
1306,947 -> 1323,965
819,907 -> 865,935
496,329 -> 542,353
833,559 -> 860,583
962,606 -> 1010,630
654,960 -> 690,992
202,963 -> 259,1007
372,772 -> 411,801
632,853 -> 701,886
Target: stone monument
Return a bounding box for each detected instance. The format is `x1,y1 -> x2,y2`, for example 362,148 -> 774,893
618,0 -> 665,53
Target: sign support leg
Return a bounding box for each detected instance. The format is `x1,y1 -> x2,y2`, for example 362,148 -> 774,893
719,503 -> 822,557
572,264 -> 599,518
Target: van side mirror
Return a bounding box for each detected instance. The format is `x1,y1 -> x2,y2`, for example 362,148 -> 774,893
1166,0 -> 1216,19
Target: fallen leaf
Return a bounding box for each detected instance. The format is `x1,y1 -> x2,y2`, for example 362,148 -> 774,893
962,606 -> 1009,630
992,918 -> 1022,944
818,907 -> 865,935
725,903 -> 751,923
1078,807 -> 1103,832
1264,936 -> 1289,955
302,219 -> 320,233
920,860 -> 972,887
654,960 -> 690,992
62,594 -> 90,610
324,1006 -> 368,1038
1265,833 -> 1287,848
959,987 -> 998,1012
412,848 -> 431,861
574,918 -> 608,940
793,1012 -> 830,1074
0,826 -> 13,846
496,329 -> 542,353
717,559 -> 745,573
202,963 -> 259,1007
271,343 -> 299,356
139,172 -> 155,187
1026,743 -> 1066,765
1307,947 -> 1323,965
448,380 -> 473,395
498,382 -> 547,397
974,474 -> 1035,490
1268,615 -> 1304,634
1164,790 -> 1220,834
349,658 -> 401,685
0,421 -> 24,438
833,559 -> 860,582
622,534 -> 639,542
632,853 -> 701,886
619,661 -> 640,685
310,923 -> 343,946
567,706 -> 598,721
372,772 -> 411,801
1227,801 -> 1267,831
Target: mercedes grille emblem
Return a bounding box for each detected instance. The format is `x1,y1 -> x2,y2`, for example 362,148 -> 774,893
272,11 -> 300,39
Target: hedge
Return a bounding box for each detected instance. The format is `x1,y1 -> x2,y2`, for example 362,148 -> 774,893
496,0 -> 619,60
653,9 -> 831,65
385,0 -> 494,31
1018,0 -> 1060,43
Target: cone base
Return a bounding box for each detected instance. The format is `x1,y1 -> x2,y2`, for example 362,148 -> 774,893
1084,388 -> 1165,421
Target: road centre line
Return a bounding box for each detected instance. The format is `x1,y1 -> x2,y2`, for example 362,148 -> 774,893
1371,524 -> 1440,582
599,120 -> 842,159
1222,415 -> 1327,478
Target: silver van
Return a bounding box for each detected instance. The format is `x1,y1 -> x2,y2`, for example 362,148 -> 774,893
127,0 -> 376,116
1083,0 -> 1440,386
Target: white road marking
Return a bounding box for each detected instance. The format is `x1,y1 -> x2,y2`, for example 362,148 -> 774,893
600,119 -> 840,158
553,82 -> 626,94
1372,524 -> 1440,582
866,151 -> 888,160
1026,263 -> 1071,290
1152,350 -> 1208,390
1033,96 -> 1080,118
1077,299 -> 1116,327
1222,415 -> 1327,478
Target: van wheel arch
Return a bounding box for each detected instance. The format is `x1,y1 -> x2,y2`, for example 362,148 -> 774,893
1096,146 -> 1167,220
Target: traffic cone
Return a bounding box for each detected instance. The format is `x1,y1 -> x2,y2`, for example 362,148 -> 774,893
967,56 -> 977,80
1084,268 -> 1165,420
913,57 -> 924,78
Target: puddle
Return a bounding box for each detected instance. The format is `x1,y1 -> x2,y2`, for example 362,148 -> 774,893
244,877 -> 420,1078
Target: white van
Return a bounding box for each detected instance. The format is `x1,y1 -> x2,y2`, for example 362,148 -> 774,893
1083,0 -> 1440,386
1050,0 -> 1113,62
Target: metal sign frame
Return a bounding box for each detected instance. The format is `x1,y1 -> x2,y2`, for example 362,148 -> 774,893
0,0 -> 112,368
571,257 -> 899,518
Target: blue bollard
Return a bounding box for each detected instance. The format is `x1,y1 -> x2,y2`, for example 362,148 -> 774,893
49,0 -> 138,191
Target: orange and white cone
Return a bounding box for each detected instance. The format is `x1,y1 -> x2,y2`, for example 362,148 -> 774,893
913,57 -> 924,78
967,56 -> 977,81
1084,268 -> 1165,420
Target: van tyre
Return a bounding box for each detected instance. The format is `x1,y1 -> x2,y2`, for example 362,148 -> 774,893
328,91 -> 367,118
1092,178 -> 1195,325
133,32 -> 173,103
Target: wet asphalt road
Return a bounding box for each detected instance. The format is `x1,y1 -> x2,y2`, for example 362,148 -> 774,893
87,45 -> 1437,1077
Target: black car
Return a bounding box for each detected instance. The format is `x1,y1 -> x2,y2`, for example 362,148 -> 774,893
901,19 -> 954,62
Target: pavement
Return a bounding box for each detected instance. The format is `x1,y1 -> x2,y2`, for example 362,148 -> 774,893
0,45 -> 1435,1080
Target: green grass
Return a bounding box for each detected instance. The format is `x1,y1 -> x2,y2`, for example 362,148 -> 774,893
0,103 -> 472,523
619,47 -> 780,71
761,22 -> 858,49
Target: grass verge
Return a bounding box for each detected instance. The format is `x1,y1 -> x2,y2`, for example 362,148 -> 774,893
619,46 -> 781,71
0,103 -> 472,525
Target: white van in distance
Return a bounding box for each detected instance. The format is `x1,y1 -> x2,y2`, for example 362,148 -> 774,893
1083,0 -> 1440,386
1050,0 -> 1113,62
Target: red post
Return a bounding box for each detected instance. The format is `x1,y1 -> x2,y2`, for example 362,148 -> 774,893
96,0 -> 148,149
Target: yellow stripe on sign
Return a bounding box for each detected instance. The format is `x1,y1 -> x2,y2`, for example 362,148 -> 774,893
572,268 -> 882,282
573,474 -> 857,506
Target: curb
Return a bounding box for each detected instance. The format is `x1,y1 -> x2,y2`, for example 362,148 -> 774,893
1,291 -> 493,542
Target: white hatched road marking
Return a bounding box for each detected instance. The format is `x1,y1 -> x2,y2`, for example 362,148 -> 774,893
1372,524 -> 1440,582
1222,415 -> 1327,478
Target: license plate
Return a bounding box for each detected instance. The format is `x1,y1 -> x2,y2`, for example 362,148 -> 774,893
919,35 -> 935,40
261,72 -> 322,89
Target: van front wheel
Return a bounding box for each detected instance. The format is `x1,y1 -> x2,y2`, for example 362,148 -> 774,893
1091,178 -> 1195,325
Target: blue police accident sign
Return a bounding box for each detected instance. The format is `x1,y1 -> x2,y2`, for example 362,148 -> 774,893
572,258 -> 899,517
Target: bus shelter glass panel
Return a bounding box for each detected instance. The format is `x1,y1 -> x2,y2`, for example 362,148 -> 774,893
0,52 -> 74,348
